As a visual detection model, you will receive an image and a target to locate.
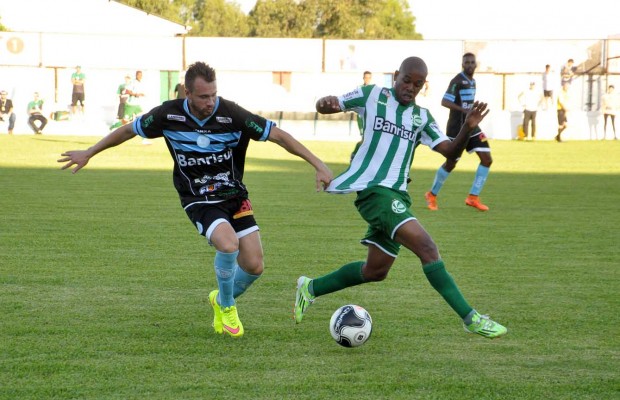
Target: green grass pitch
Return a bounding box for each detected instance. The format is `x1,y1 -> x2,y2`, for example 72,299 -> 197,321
1,135 -> 618,399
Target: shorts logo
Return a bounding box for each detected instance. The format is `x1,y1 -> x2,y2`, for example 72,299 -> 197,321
391,199 -> 407,214
233,199 -> 254,219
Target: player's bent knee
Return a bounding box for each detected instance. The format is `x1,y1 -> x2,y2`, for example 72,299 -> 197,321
213,241 -> 240,254
242,259 -> 264,275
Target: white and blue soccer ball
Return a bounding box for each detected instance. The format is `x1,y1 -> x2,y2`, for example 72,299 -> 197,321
329,304 -> 372,347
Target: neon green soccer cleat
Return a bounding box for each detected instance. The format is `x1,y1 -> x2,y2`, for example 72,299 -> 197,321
221,305 -> 244,338
464,312 -> 507,339
294,276 -> 315,324
208,290 -> 223,334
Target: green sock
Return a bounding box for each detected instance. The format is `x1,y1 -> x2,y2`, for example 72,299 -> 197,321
310,261 -> 366,297
423,260 -> 473,319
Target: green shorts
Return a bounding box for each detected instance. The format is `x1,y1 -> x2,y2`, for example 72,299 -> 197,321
124,104 -> 143,119
354,186 -> 416,257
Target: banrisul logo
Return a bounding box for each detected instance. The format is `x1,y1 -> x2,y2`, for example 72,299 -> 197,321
391,199 -> 406,214
373,117 -> 417,142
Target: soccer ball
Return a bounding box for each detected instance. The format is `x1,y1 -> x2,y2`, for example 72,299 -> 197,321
329,304 -> 372,347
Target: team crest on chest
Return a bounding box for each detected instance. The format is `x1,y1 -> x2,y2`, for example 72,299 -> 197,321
197,135 -> 211,148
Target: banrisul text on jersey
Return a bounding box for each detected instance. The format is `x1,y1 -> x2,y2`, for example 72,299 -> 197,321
326,85 -> 449,194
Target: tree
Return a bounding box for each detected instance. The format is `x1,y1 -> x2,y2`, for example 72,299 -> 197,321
191,0 -> 249,36
313,0 -> 420,39
248,0 -> 315,38
248,0 -> 421,39
118,0 -> 188,24
116,0 -> 249,36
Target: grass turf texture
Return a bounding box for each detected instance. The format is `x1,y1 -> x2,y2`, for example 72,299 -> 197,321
1,135 -> 618,399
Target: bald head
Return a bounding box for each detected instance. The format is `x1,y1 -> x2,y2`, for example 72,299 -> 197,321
399,57 -> 428,76
393,57 -> 428,105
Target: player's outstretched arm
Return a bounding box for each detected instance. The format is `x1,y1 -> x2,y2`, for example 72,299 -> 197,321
267,126 -> 333,191
57,124 -> 136,174
316,96 -> 342,114
434,101 -> 489,159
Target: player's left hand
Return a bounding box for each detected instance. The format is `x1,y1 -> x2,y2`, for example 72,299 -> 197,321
316,166 -> 333,192
464,101 -> 490,128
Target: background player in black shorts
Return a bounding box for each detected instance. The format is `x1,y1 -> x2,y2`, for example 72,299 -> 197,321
58,62 -> 333,338
425,53 -> 492,211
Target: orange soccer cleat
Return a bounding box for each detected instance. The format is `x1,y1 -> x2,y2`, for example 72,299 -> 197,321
424,191 -> 438,211
465,195 -> 489,211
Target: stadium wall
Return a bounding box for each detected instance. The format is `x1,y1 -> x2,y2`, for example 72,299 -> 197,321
1,33 -> 618,140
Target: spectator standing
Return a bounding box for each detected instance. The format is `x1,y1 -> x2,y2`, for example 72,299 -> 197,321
125,70 -> 149,144
560,59 -> 576,86
117,74 -> 132,120
71,65 -> 86,115
601,84 -> 618,140
125,70 -> 145,121
0,90 -> 16,135
174,72 -> 186,99
518,81 -> 543,141
27,92 -> 48,135
542,64 -> 555,110
110,74 -> 132,130
556,82 -> 571,142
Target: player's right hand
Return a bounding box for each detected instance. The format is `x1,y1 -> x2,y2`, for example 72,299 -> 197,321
57,150 -> 91,174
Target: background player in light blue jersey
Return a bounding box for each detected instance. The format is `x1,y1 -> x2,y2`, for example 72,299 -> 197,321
425,53 -> 493,211
294,56 -> 507,339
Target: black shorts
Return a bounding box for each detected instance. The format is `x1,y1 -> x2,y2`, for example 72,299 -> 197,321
72,92 -> 85,106
544,90 -> 553,98
184,197 -> 258,241
557,110 -> 567,125
448,125 -> 490,154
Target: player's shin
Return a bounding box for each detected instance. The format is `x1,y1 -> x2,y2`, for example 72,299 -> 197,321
214,250 -> 239,307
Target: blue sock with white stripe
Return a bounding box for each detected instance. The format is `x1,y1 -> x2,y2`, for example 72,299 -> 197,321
214,250 -> 239,308
431,166 -> 450,195
469,165 -> 490,196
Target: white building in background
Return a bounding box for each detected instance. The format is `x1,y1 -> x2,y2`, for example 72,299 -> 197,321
0,0 -> 618,140
0,0 -> 189,134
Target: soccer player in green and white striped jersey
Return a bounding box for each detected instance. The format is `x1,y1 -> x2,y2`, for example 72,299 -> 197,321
294,56 -> 507,339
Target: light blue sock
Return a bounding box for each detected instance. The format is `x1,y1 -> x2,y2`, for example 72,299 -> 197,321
431,166 -> 450,195
470,165 -> 490,196
214,250 -> 239,307
232,266 -> 261,298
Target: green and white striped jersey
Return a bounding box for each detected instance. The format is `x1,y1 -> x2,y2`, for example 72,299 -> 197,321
326,84 -> 449,194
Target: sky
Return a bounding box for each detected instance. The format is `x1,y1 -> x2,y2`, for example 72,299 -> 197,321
230,0 -> 620,40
